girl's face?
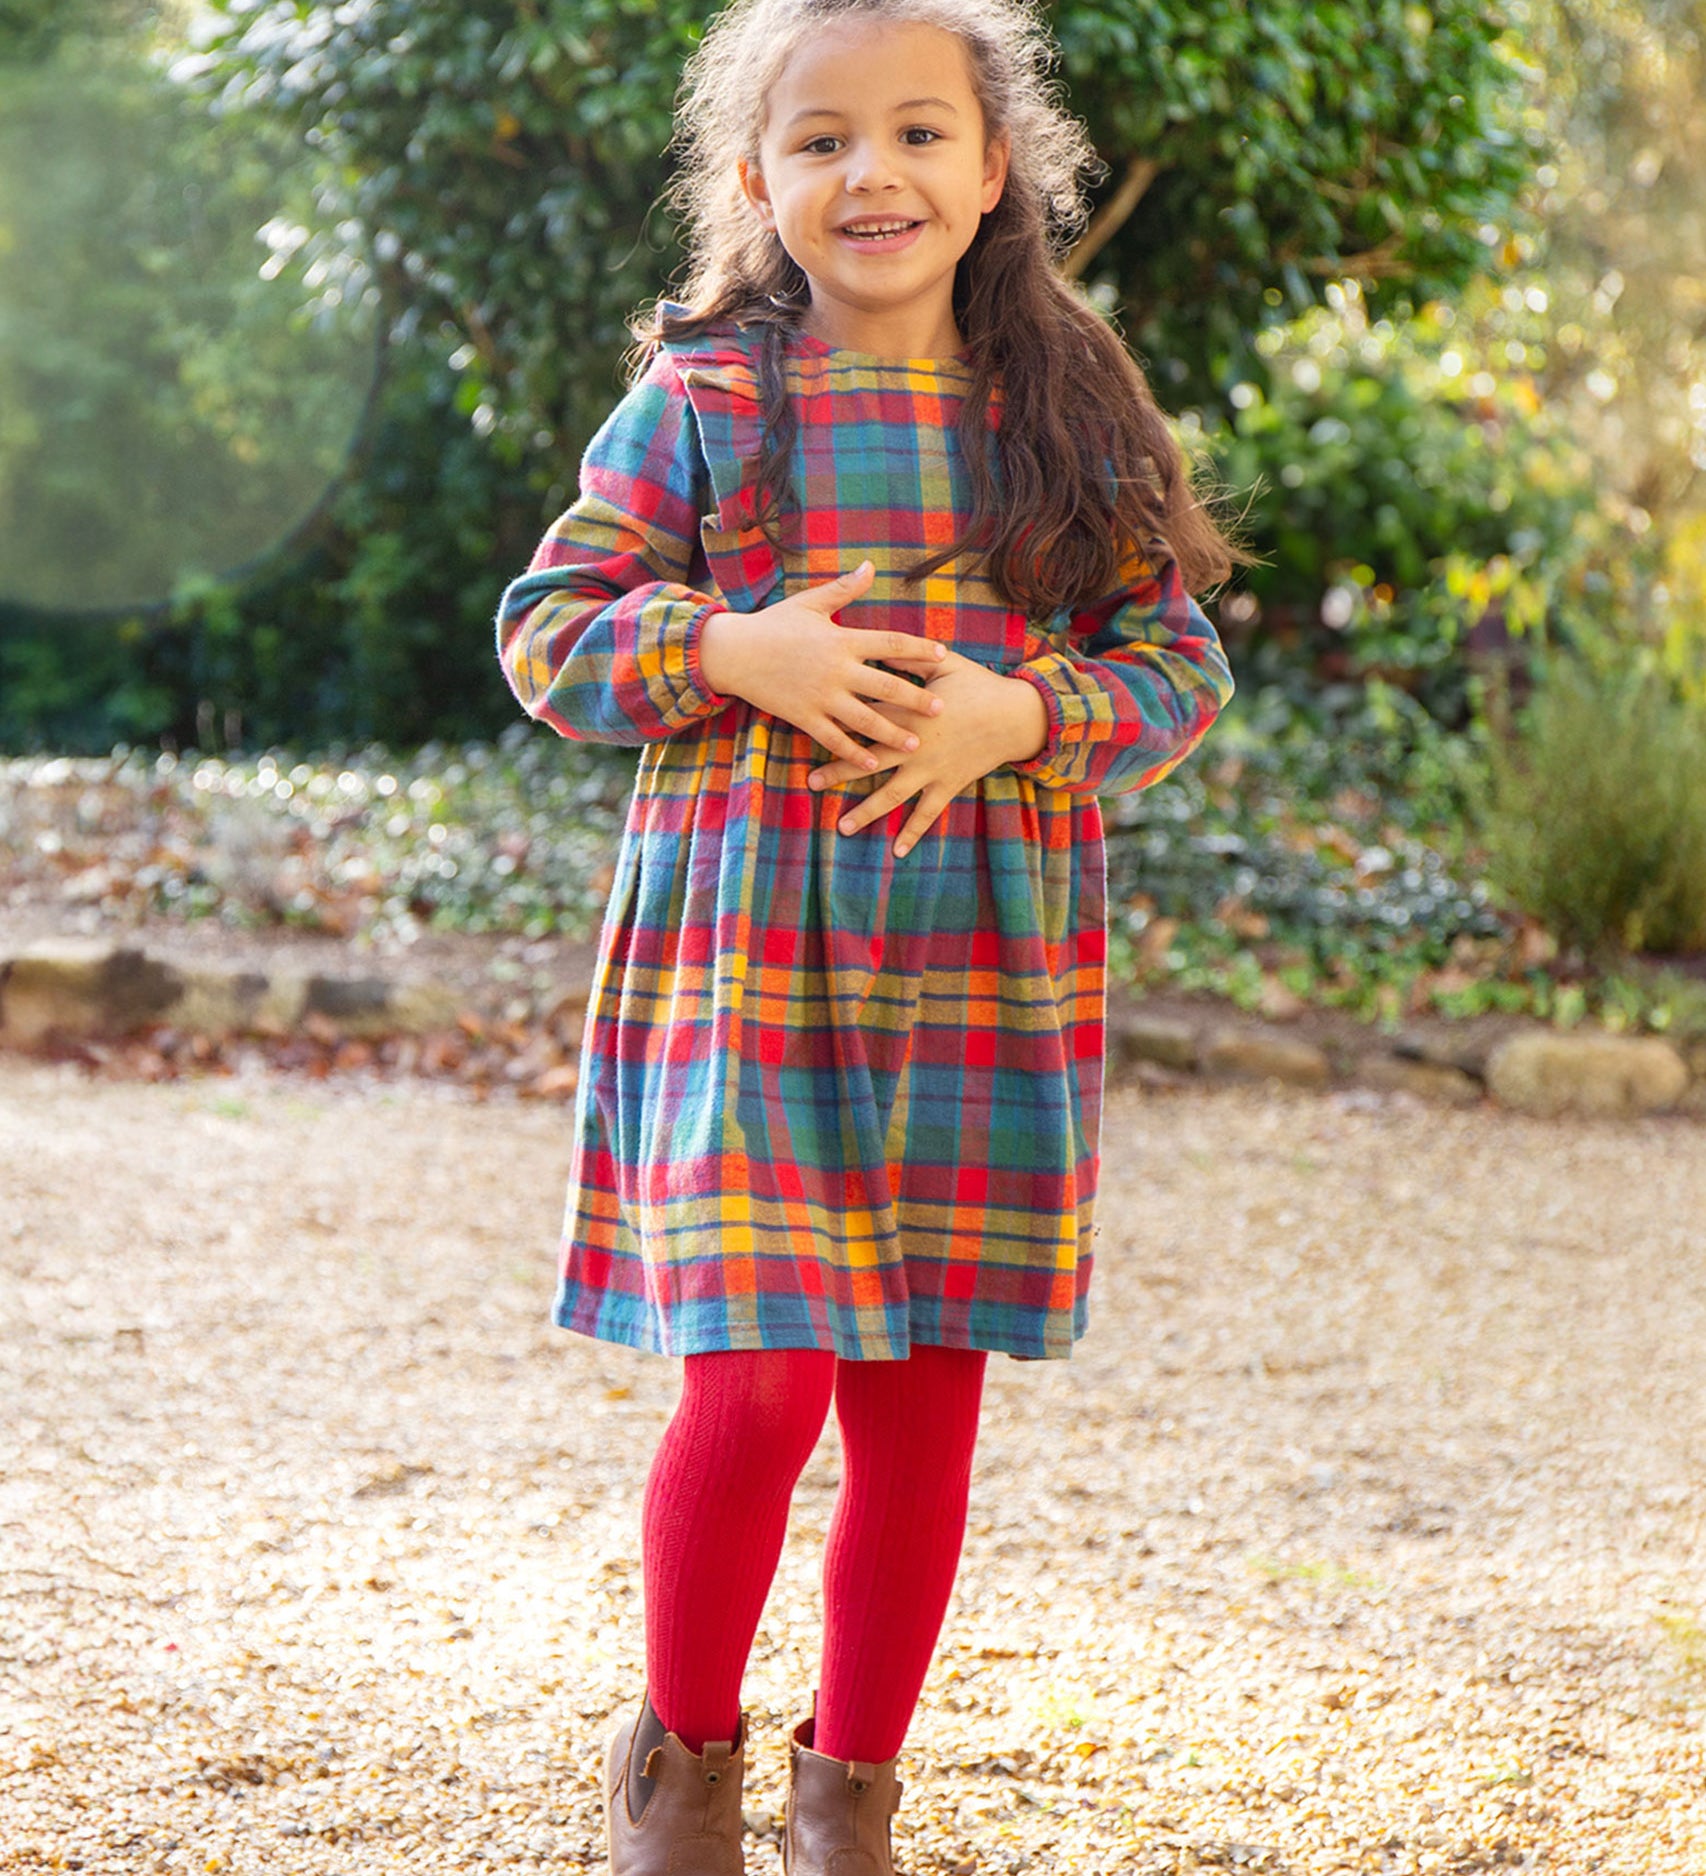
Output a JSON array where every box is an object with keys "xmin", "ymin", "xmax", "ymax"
[{"xmin": 738, "ymin": 19, "xmax": 1010, "ymax": 357}]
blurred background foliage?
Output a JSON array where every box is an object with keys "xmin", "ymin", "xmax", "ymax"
[
  {"xmin": 3, "ymin": 0, "xmax": 1551, "ymax": 750},
  {"xmin": 0, "ymin": 56, "xmax": 380, "ymax": 613},
  {"xmin": 3, "ymin": 0, "xmax": 1706, "ymax": 1007}
]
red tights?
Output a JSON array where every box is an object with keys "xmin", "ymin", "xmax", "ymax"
[{"xmin": 640, "ymin": 1344, "xmax": 987, "ymax": 1764}]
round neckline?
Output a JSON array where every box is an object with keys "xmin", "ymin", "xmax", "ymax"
[{"xmin": 789, "ymin": 325, "xmax": 974, "ymax": 371}]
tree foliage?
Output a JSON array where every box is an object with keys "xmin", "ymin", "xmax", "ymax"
[
  {"xmin": 0, "ymin": 338, "xmax": 537, "ymax": 752},
  {"xmin": 2, "ymin": 0, "xmax": 1552, "ymax": 751},
  {"xmin": 1520, "ymin": 0, "xmax": 1706, "ymax": 516},
  {"xmin": 1050, "ymin": 2, "xmax": 1543, "ymax": 389},
  {"xmin": 1343, "ymin": 0, "xmax": 1706, "ymax": 705},
  {"xmin": 0, "ymin": 55, "xmax": 379, "ymax": 611},
  {"xmin": 188, "ymin": 0, "xmax": 1543, "ymax": 476}
]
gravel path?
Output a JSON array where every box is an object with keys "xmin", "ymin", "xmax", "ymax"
[{"xmin": 2, "ymin": 1060, "xmax": 1703, "ymax": 1874}]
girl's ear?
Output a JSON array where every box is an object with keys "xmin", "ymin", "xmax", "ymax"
[
  {"xmin": 738, "ymin": 158, "xmax": 776, "ymax": 227},
  {"xmin": 981, "ymin": 132, "xmax": 1012, "ymax": 215}
]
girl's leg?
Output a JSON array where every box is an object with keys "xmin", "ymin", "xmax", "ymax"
[
  {"xmin": 813, "ymin": 1342, "xmax": 989, "ymax": 1763},
  {"xmin": 641, "ymin": 1346, "xmax": 838, "ymax": 1752}
]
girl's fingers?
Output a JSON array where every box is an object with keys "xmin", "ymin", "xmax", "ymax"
[
  {"xmin": 882, "ymin": 647, "xmax": 967, "ymax": 679},
  {"xmin": 856, "ymin": 630, "xmax": 945, "ymax": 664},
  {"xmin": 889, "ymin": 681, "xmax": 945, "ymax": 715},
  {"xmin": 810, "ymin": 742, "xmax": 898, "ymax": 788},
  {"xmin": 891, "ymin": 795, "xmax": 944, "ymax": 858},
  {"xmin": 836, "ymin": 789, "xmax": 945, "ymax": 854},
  {"xmin": 822, "ymin": 696, "xmax": 917, "ymax": 757},
  {"xmin": 857, "ymin": 708, "xmax": 922, "ymax": 752},
  {"xmin": 834, "ymin": 778, "xmax": 903, "ymax": 836},
  {"xmin": 817, "ymin": 721, "xmax": 884, "ymax": 770},
  {"xmin": 832, "ymin": 772, "xmax": 945, "ymax": 844},
  {"xmin": 796, "ymin": 560, "xmax": 877, "ymax": 614},
  {"xmin": 815, "ymin": 739, "xmax": 901, "ymax": 783},
  {"xmin": 846, "ymin": 669, "xmax": 938, "ymax": 720}
]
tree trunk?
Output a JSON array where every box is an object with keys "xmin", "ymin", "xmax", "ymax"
[{"xmin": 1063, "ymin": 155, "xmax": 1162, "ymax": 281}]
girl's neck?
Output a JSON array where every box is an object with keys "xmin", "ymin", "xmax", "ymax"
[{"xmin": 798, "ymin": 300, "xmax": 967, "ymax": 363}]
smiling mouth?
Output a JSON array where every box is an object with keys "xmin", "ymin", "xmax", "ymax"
[{"xmin": 838, "ymin": 219, "xmax": 924, "ymax": 241}]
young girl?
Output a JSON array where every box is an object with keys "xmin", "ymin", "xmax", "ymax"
[{"xmin": 495, "ymin": 2, "xmax": 1248, "ymax": 1869}]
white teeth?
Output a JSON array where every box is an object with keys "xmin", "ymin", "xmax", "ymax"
[{"xmin": 843, "ymin": 221, "xmax": 917, "ymax": 237}]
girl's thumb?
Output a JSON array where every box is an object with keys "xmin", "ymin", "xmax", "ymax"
[{"xmin": 803, "ymin": 559, "xmax": 875, "ymax": 610}]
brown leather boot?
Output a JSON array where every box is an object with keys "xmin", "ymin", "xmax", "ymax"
[
  {"xmin": 782, "ymin": 1692, "xmax": 904, "ymax": 1876},
  {"xmin": 603, "ymin": 1692, "xmax": 748, "ymax": 1876}
]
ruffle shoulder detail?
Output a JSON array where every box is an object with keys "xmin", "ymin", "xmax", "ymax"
[
  {"xmin": 653, "ymin": 301, "xmax": 765, "ymax": 409},
  {"xmin": 652, "ymin": 304, "xmax": 783, "ymax": 614}
]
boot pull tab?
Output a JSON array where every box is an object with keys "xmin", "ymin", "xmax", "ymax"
[
  {"xmin": 643, "ymin": 1747, "xmax": 666, "ymax": 1780},
  {"xmin": 701, "ymin": 1739, "xmax": 734, "ymax": 1785},
  {"xmin": 847, "ymin": 1760, "xmax": 876, "ymax": 1793}
]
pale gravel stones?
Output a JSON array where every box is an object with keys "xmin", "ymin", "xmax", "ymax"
[{"xmin": 4, "ymin": 1063, "xmax": 1704, "ymax": 1874}]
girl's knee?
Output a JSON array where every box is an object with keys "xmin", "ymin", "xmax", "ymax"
[{"xmin": 678, "ymin": 1346, "xmax": 838, "ymax": 1477}]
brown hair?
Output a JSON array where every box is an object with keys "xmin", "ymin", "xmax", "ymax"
[{"xmin": 634, "ymin": 0, "xmax": 1260, "ymax": 618}]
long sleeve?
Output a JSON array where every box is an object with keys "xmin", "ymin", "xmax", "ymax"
[
  {"xmin": 494, "ymin": 351, "xmax": 736, "ymax": 745},
  {"xmin": 1004, "ymin": 544, "xmax": 1235, "ymax": 796}
]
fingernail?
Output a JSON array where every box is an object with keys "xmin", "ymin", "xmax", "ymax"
[
  {"xmin": 896, "ymin": 843, "xmax": 911, "ymax": 857},
  {"xmin": 932, "ymin": 644, "xmax": 945, "ymax": 657},
  {"xmin": 808, "ymin": 776, "xmax": 821, "ymax": 789},
  {"xmin": 839, "ymin": 819, "xmax": 854, "ymax": 834},
  {"xmin": 864, "ymin": 756, "xmax": 878, "ymax": 769},
  {"xmin": 905, "ymin": 736, "xmax": 919, "ymax": 750}
]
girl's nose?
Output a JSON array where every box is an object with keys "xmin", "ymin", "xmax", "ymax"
[{"xmin": 844, "ymin": 141, "xmax": 902, "ymax": 193}]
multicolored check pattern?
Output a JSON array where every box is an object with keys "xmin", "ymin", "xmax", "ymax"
[{"xmin": 494, "ymin": 321, "xmax": 1234, "ymax": 1360}]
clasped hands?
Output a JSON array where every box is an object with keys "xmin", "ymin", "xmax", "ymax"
[{"xmin": 696, "ymin": 560, "xmax": 1048, "ymax": 858}]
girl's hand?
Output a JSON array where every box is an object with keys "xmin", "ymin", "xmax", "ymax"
[
  {"xmin": 697, "ymin": 562, "xmax": 947, "ymax": 770},
  {"xmin": 807, "ymin": 648, "xmax": 1051, "ymax": 856}
]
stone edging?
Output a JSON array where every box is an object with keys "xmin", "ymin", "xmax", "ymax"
[
  {"xmin": 1113, "ymin": 1011, "xmax": 1706, "ymax": 1120},
  {"xmin": 0, "ymin": 939, "xmax": 458, "ymax": 1050},
  {"xmin": 3, "ymin": 938, "xmax": 1703, "ymax": 1121}
]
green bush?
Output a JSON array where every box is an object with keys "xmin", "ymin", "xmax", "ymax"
[
  {"xmin": 1197, "ymin": 293, "xmax": 1620, "ymax": 722},
  {"xmin": 1482, "ymin": 658, "xmax": 1706, "ymax": 958},
  {"xmin": 4, "ymin": 0, "xmax": 1542, "ymax": 754},
  {"xmin": 0, "ymin": 52, "xmax": 379, "ymax": 614},
  {"xmin": 0, "ymin": 335, "xmax": 541, "ymax": 755}
]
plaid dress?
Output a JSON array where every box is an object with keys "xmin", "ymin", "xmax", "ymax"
[{"xmin": 494, "ymin": 316, "xmax": 1234, "ymax": 1361}]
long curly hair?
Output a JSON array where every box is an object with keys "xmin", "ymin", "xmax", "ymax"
[{"xmin": 634, "ymin": 0, "xmax": 1258, "ymax": 617}]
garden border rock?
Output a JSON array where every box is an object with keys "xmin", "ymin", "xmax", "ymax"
[
  {"xmin": 2, "ymin": 935, "xmax": 1703, "ymax": 1121},
  {"xmin": 0, "ymin": 937, "xmax": 458, "ymax": 1051}
]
